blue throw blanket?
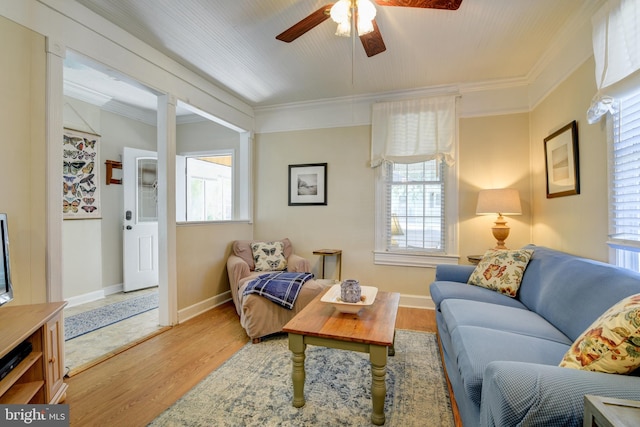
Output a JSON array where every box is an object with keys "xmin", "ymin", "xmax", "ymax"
[{"xmin": 243, "ymin": 272, "xmax": 314, "ymax": 310}]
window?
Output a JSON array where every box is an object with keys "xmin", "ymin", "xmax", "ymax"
[
  {"xmin": 374, "ymin": 159, "xmax": 458, "ymax": 267},
  {"xmin": 371, "ymin": 96, "xmax": 459, "ymax": 267},
  {"xmin": 186, "ymin": 155, "xmax": 232, "ymax": 221},
  {"xmin": 608, "ymin": 86, "xmax": 640, "ymax": 271},
  {"xmin": 388, "ymin": 161, "xmax": 444, "ymax": 250}
]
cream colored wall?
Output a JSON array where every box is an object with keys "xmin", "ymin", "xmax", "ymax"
[
  {"xmin": 459, "ymin": 113, "xmax": 532, "ymax": 260},
  {"xmin": 530, "ymin": 57, "xmax": 609, "ymax": 262},
  {"xmin": 176, "ymin": 222, "xmax": 252, "ymax": 310},
  {"xmin": 254, "ymin": 118, "xmax": 531, "ymax": 302},
  {"xmin": 0, "ymin": 16, "xmax": 47, "ymax": 305}
]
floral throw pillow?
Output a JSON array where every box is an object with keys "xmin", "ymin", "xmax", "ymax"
[
  {"xmin": 467, "ymin": 249, "xmax": 533, "ymax": 298},
  {"xmin": 251, "ymin": 241, "xmax": 287, "ymax": 272},
  {"xmin": 559, "ymin": 293, "xmax": 640, "ymax": 374}
]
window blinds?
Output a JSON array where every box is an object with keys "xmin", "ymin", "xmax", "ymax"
[{"xmin": 609, "ymin": 88, "xmax": 640, "ymax": 251}]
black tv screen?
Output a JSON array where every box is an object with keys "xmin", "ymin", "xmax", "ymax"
[{"xmin": 0, "ymin": 213, "xmax": 14, "ymax": 306}]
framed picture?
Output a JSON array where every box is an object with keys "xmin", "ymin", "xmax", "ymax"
[
  {"xmin": 288, "ymin": 163, "xmax": 327, "ymax": 206},
  {"xmin": 63, "ymin": 128, "xmax": 101, "ymax": 219},
  {"xmin": 544, "ymin": 120, "xmax": 580, "ymax": 198}
]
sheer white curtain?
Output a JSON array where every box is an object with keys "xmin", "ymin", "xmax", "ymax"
[
  {"xmin": 587, "ymin": 0, "xmax": 640, "ymax": 124},
  {"xmin": 370, "ymin": 95, "xmax": 456, "ymax": 167}
]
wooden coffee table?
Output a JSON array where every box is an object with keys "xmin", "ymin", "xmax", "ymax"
[{"xmin": 282, "ymin": 289, "xmax": 400, "ymax": 426}]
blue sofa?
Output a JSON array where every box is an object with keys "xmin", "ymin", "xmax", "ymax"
[{"xmin": 430, "ymin": 244, "xmax": 640, "ymax": 426}]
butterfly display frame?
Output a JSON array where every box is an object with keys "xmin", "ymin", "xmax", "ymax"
[{"xmin": 63, "ymin": 128, "xmax": 101, "ymax": 219}]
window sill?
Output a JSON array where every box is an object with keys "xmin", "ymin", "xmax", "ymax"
[{"xmin": 373, "ymin": 250, "xmax": 460, "ymax": 268}]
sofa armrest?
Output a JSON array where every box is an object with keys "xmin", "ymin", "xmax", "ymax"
[
  {"xmin": 227, "ymin": 254, "xmax": 251, "ymax": 295},
  {"xmin": 480, "ymin": 361, "xmax": 640, "ymax": 427},
  {"xmin": 434, "ymin": 264, "xmax": 476, "ymax": 283},
  {"xmin": 287, "ymin": 254, "xmax": 310, "ymax": 273}
]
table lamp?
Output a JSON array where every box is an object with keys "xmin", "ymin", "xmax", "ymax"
[
  {"xmin": 390, "ymin": 214, "xmax": 404, "ymax": 246},
  {"xmin": 476, "ymin": 188, "xmax": 522, "ymax": 249}
]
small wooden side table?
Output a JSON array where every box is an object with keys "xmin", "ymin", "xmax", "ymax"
[
  {"xmin": 467, "ymin": 254, "xmax": 483, "ymax": 265},
  {"xmin": 584, "ymin": 395, "xmax": 640, "ymax": 427},
  {"xmin": 313, "ymin": 249, "xmax": 342, "ymax": 280}
]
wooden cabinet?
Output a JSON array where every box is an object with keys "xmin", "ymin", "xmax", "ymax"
[{"xmin": 0, "ymin": 302, "xmax": 67, "ymax": 404}]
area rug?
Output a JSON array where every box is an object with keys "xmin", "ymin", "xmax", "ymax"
[
  {"xmin": 149, "ymin": 330, "xmax": 453, "ymax": 427},
  {"xmin": 64, "ymin": 291, "xmax": 159, "ymax": 340}
]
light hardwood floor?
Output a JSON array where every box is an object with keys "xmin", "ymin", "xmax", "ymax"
[{"xmin": 65, "ymin": 301, "xmax": 438, "ymax": 427}]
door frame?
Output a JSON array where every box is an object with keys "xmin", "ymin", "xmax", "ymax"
[{"xmin": 47, "ymin": 48, "xmax": 177, "ymax": 326}]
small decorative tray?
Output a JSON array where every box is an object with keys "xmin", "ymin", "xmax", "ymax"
[{"xmin": 321, "ymin": 284, "xmax": 378, "ymax": 314}]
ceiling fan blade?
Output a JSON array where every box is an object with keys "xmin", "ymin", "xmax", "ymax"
[
  {"xmin": 276, "ymin": 4, "xmax": 335, "ymax": 43},
  {"xmin": 373, "ymin": 0, "xmax": 463, "ymax": 10},
  {"xmin": 360, "ymin": 20, "xmax": 386, "ymax": 57}
]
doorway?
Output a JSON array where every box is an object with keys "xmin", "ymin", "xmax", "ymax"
[{"xmin": 62, "ymin": 52, "xmax": 166, "ymax": 374}]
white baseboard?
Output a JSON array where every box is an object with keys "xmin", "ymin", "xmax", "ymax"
[
  {"xmin": 399, "ymin": 294, "xmax": 435, "ymax": 310},
  {"xmin": 64, "ymin": 283, "xmax": 124, "ymax": 308},
  {"xmin": 67, "ymin": 288, "xmax": 430, "ymax": 316},
  {"xmin": 103, "ymin": 283, "xmax": 124, "ymax": 296},
  {"xmin": 176, "ymin": 291, "xmax": 433, "ymax": 324},
  {"xmin": 65, "ymin": 290, "xmax": 106, "ymax": 308},
  {"xmin": 178, "ymin": 291, "xmax": 232, "ymax": 323}
]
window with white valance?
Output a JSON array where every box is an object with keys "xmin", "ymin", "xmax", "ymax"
[
  {"xmin": 370, "ymin": 96, "xmax": 456, "ymax": 167},
  {"xmin": 587, "ymin": 0, "xmax": 640, "ymax": 123},
  {"xmin": 371, "ymin": 95, "xmax": 459, "ymax": 267}
]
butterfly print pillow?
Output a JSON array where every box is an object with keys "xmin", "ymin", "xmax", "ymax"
[{"xmin": 251, "ymin": 241, "xmax": 287, "ymax": 272}]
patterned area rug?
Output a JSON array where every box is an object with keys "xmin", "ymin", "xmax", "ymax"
[
  {"xmin": 150, "ymin": 330, "xmax": 453, "ymax": 427},
  {"xmin": 64, "ymin": 291, "xmax": 159, "ymax": 340}
]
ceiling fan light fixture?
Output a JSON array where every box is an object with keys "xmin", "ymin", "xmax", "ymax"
[
  {"xmin": 335, "ymin": 20, "xmax": 351, "ymax": 37},
  {"xmin": 356, "ymin": 0, "xmax": 376, "ymax": 35},
  {"xmin": 330, "ymin": 0, "xmax": 351, "ymax": 25},
  {"xmin": 330, "ymin": 0, "xmax": 377, "ymax": 37}
]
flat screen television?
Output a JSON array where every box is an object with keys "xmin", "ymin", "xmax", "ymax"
[{"xmin": 0, "ymin": 214, "xmax": 14, "ymax": 306}]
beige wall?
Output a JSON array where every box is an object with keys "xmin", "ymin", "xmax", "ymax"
[
  {"xmin": 0, "ymin": 16, "xmax": 47, "ymax": 305},
  {"xmin": 254, "ymin": 116, "xmax": 532, "ymax": 301},
  {"xmin": 530, "ymin": 57, "xmax": 609, "ymax": 262},
  {"xmin": 176, "ymin": 222, "xmax": 252, "ymax": 310},
  {"xmin": 459, "ymin": 113, "xmax": 532, "ymax": 259}
]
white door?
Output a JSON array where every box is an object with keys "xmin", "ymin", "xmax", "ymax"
[{"xmin": 123, "ymin": 147, "xmax": 159, "ymax": 292}]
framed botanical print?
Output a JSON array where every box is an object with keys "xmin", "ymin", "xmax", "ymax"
[{"xmin": 63, "ymin": 128, "xmax": 101, "ymax": 219}]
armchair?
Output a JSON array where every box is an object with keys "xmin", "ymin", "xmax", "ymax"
[{"xmin": 227, "ymin": 238, "xmax": 326, "ymax": 342}]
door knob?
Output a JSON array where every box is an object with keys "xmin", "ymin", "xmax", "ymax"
[{"xmin": 126, "ymin": 225, "xmax": 132, "ymax": 230}]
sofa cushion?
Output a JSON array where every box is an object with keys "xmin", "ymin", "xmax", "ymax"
[
  {"xmin": 233, "ymin": 238, "xmax": 293, "ymax": 271},
  {"xmin": 467, "ymin": 249, "xmax": 533, "ymax": 297},
  {"xmin": 451, "ymin": 326, "xmax": 570, "ymax": 406},
  {"xmin": 517, "ymin": 245, "xmax": 640, "ymax": 341},
  {"xmin": 251, "ymin": 241, "xmax": 287, "ymax": 272},
  {"xmin": 430, "ymin": 281, "xmax": 528, "ymax": 312},
  {"xmin": 559, "ymin": 293, "xmax": 640, "ymax": 374},
  {"xmin": 441, "ymin": 299, "xmax": 572, "ymax": 345}
]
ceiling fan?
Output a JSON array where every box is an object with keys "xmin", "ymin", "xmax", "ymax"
[{"xmin": 276, "ymin": 0, "xmax": 463, "ymax": 58}]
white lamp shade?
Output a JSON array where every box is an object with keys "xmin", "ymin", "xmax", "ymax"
[{"xmin": 476, "ymin": 188, "xmax": 522, "ymax": 215}]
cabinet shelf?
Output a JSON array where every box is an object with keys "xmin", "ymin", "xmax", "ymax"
[
  {"xmin": 0, "ymin": 303, "xmax": 67, "ymax": 404},
  {"xmin": 0, "ymin": 351, "xmax": 42, "ymax": 397},
  {"xmin": 0, "ymin": 380, "xmax": 44, "ymax": 404}
]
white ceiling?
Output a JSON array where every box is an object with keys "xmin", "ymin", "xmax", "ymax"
[{"xmin": 67, "ymin": 0, "xmax": 594, "ymax": 111}]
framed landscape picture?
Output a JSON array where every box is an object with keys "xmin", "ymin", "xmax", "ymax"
[
  {"xmin": 288, "ymin": 163, "xmax": 327, "ymax": 206},
  {"xmin": 544, "ymin": 120, "xmax": 580, "ymax": 198}
]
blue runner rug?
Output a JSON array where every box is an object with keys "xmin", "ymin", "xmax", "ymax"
[{"xmin": 65, "ymin": 291, "xmax": 159, "ymax": 341}]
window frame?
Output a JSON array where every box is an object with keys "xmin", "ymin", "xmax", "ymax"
[
  {"xmin": 373, "ymin": 159, "xmax": 459, "ymax": 267},
  {"xmin": 176, "ymin": 149, "xmax": 239, "ymax": 223},
  {"xmin": 607, "ymin": 84, "xmax": 640, "ymax": 269}
]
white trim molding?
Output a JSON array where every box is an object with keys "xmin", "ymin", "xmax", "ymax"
[{"xmin": 373, "ymin": 251, "xmax": 460, "ymax": 268}]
